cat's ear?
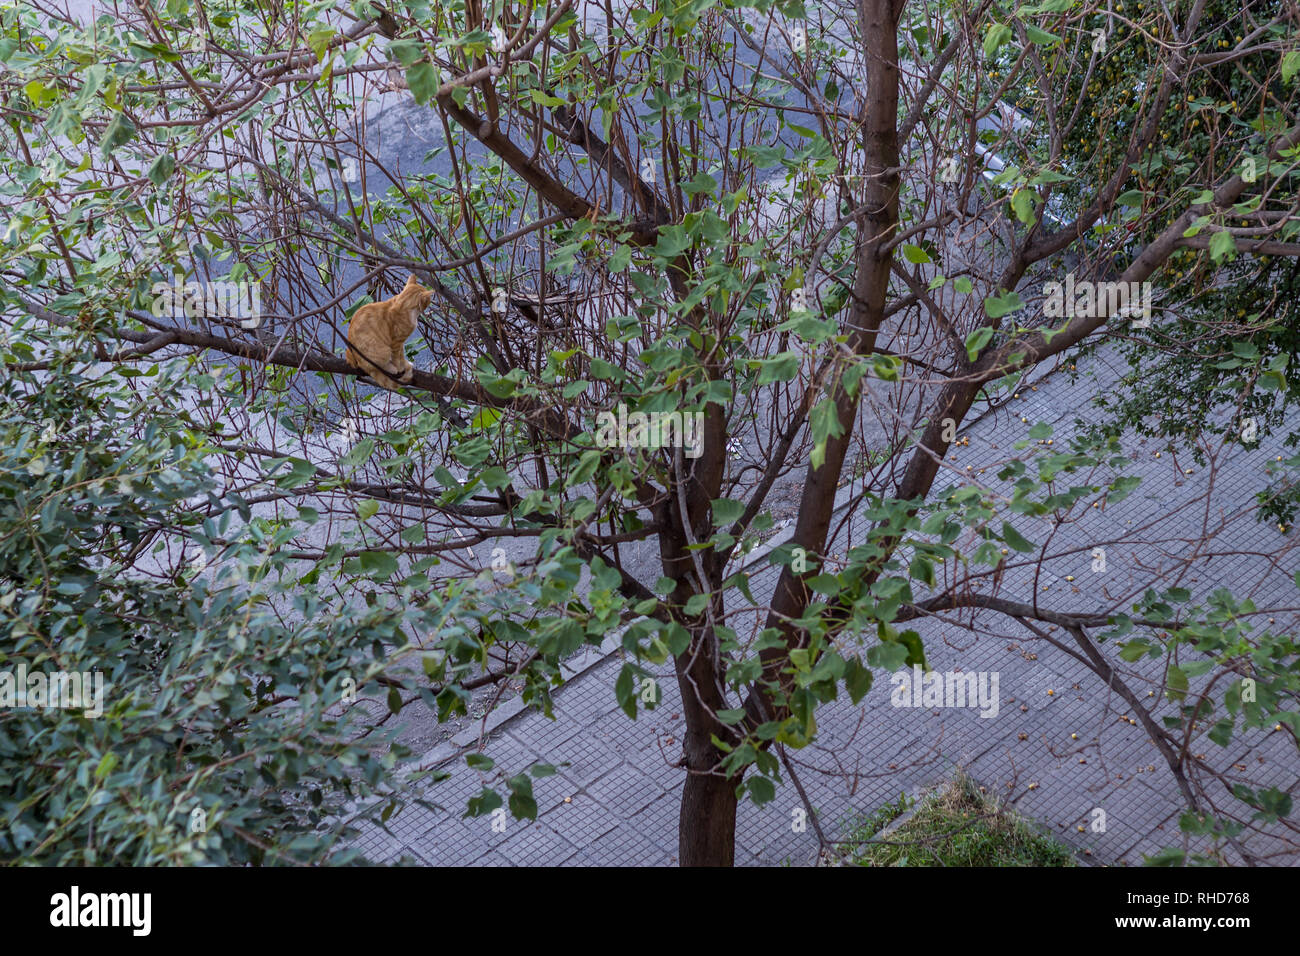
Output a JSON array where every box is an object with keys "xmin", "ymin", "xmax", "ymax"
[{"xmin": 405, "ymin": 274, "xmax": 418, "ymax": 286}]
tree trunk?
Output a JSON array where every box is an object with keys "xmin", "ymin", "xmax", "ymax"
[
  {"xmin": 673, "ymin": 634, "xmax": 742, "ymax": 866},
  {"xmin": 678, "ymin": 766, "xmax": 739, "ymax": 867}
]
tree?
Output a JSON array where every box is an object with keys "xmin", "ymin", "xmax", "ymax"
[{"xmin": 1, "ymin": 0, "xmax": 1296, "ymax": 866}]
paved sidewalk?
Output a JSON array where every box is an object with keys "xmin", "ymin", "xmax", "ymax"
[{"xmin": 353, "ymin": 345, "xmax": 1300, "ymax": 866}]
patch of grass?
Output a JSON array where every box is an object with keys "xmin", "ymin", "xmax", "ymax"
[
  {"xmin": 838, "ymin": 790, "xmax": 914, "ymax": 841},
  {"xmin": 847, "ymin": 773, "xmax": 1078, "ymax": 867}
]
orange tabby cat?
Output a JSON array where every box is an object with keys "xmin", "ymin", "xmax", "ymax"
[{"xmin": 344, "ymin": 274, "xmax": 434, "ymax": 390}]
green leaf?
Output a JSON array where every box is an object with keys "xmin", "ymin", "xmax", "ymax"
[
  {"xmin": 147, "ymin": 153, "xmax": 176, "ymax": 186},
  {"xmin": 870, "ymin": 353, "xmax": 902, "ymax": 382},
  {"xmin": 24, "ymin": 80, "xmax": 57, "ymax": 109},
  {"xmin": 465, "ymin": 788, "xmax": 503, "ymax": 817},
  {"xmin": 653, "ymin": 224, "xmax": 693, "ymax": 258},
  {"xmin": 465, "ymin": 753, "xmax": 494, "ymax": 771},
  {"xmin": 909, "ymin": 554, "xmax": 934, "ymax": 587},
  {"xmin": 746, "ymin": 144, "xmax": 787, "ymax": 168},
  {"xmin": 1010, "ymin": 188, "xmax": 1035, "ymax": 224},
  {"xmin": 746, "ymin": 776, "xmax": 776, "ymax": 804},
  {"xmin": 844, "ymin": 657, "xmax": 873, "ymax": 704},
  {"xmin": 1024, "ymin": 24, "xmax": 1060, "ymax": 46},
  {"xmin": 615, "ymin": 663, "xmax": 637, "ymax": 719},
  {"xmin": 588, "ymin": 357, "xmax": 623, "ymax": 381},
  {"xmin": 895, "ymin": 630, "xmax": 926, "ymax": 668},
  {"xmin": 983, "ymin": 23, "xmax": 1013, "ymax": 57},
  {"xmin": 307, "ymin": 26, "xmax": 335, "ymax": 61},
  {"xmin": 358, "ymin": 550, "xmax": 399, "ymax": 580},
  {"xmin": 964, "ymin": 326, "xmax": 994, "ymax": 361},
  {"xmin": 866, "ymin": 641, "xmax": 908, "ymax": 671},
  {"xmin": 421, "ymin": 652, "xmax": 443, "ymax": 677},
  {"xmin": 1118, "ymin": 640, "xmax": 1153, "ymax": 662},
  {"xmin": 1166, "ymin": 665, "xmax": 1188, "ymax": 702},
  {"xmin": 809, "ymin": 397, "xmax": 845, "ymax": 470},
  {"xmin": 901, "ymin": 243, "xmax": 931, "ymax": 264},
  {"xmin": 1001, "ymin": 522, "xmax": 1035, "ymax": 552},
  {"xmin": 678, "ymin": 171, "xmax": 717, "ymax": 197},
  {"xmin": 983, "ymin": 290, "xmax": 1024, "ymax": 319},
  {"xmin": 711, "ymin": 497, "xmax": 745, "ymax": 524},
  {"xmin": 1208, "ymin": 230, "xmax": 1237, "ymax": 263},
  {"xmin": 1108, "ymin": 474, "xmax": 1142, "ymax": 502},
  {"xmin": 529, "ymin": 89, "xmax": 567, "ymax": 108},
  {"xmin": 1283, "ymin": 50, "xmax": 1300, "ymax": 85},
  {"xmin": 754, "ymin": 351, "xmax": 800, "ymax": 385},
  {"xmin": 94, "ymin": 752, "xmax": 118, "ymax": 780},
  {"xmin": 684, "ymin": 592, "xmax": 710, "ymax": 616},
  {"xmin": 1144, "ymin": 847, "xmax": 1187, "ymax": 867},
  {"xmin": 1029, "ymin": 169, "xmax": 1073, "ymax": 186},
  {"xmin": 388, "ymin": 39, "xmax": 425, "ymax": 66},
  {"xmin": 101, "ymin": 113, "xmax": 135, "ymax": 153},
  {"xmin": 1208, "ymin": 719, "xmax": 1234, "ymax": 748},
  {"xmin": 407, "ymin": 61, "xmax": 439, "ymax": 105}
]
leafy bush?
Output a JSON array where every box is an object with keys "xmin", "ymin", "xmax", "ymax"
[
  {"xmin": 850, "ymin": 774, "xmax": 1078, "ymax": 868},
  {"xmin": 0, "ymin": 341, "xmax": 423, "ymax": 864}
]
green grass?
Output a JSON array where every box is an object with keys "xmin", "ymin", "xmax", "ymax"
[
  {"xmin": 846, "ymin": 773, "xmax": 1079, "ymax": 867},
  {"xmin": 838, "ymin": 790, "xmax": 914, "ymax": 841}
]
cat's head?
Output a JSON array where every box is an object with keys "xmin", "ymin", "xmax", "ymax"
[{"xmin": 402, "ymin": 274, "xmax": 434, "ymax": 311}]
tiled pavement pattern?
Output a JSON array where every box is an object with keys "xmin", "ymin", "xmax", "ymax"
[{"xmin": 351, "ymin": 344, "xmax": 1300, "ymax": 866}]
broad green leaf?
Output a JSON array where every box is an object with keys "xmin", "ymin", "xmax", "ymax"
[
  {"xmin": 1010, "ymin": 188, "xmax": 1035, "ymax": 224},
  {"xmin": 964, "ymin": 326, "xmax": 994, "ymax": 361},
  {"xmin": 1208, "ymin": 230, "xmax": 1237, "ymax": 263},
  {"xmin": 407, "ymin": 61, "xmax": 439, "ymax": 105},
  {"xmin": 844, "ymin": 657, "xmax": 873, "ymax": 704},
  {"xmin": 147, "ymin": 153, "xmax": 176, "ymax": 186},
  {"xmin": 1024, "ymin": 24, "xmax": 1060, "ymax": 46},
  {"xmin": 1166, "ymin": 665, "xmax": 1188, "ymax": 702},
  {"xmin": 983, "ymin": 290, "xmax": 1024, "ymax": 319},
  {"xmin": 101, "ymin": 113, "xmax": 135, "ymax": 153},
  {"xmin": 901, "ymin": 243, "xmax": 931, "ymax": 264},
  {"xmin": 1001, "ymin": 522, "xmax": 1035, "ymax": 552},
  {"xmin": 1283, "ymin": 50, "xmax": 1300, "ymax": 84},
  {"xmin": 984, "ymin": 23, "xmax": 1013, "ymax": 57}
]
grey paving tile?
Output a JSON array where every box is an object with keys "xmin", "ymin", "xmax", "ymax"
[
  {"xmin": 540, "ymin": 793, "xmax": 622, "ymax": 848},
  {"xmin": 522, "ymin": 723, "xmax": 625, "ymax": 786},
  {"xmin": 584, "ymin": 761, "xmax": 667, "ymax": 818},
  {"xmin": 582, "ymin": 821, "xmax": 673, "ymax": 866},
  {"xmin": 495, "ymin": 820, "xmax": 579, "ymax": 866},
  {"xmin": 408, "ymin": 812, "xmax": 493, "ymax": 865}
]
